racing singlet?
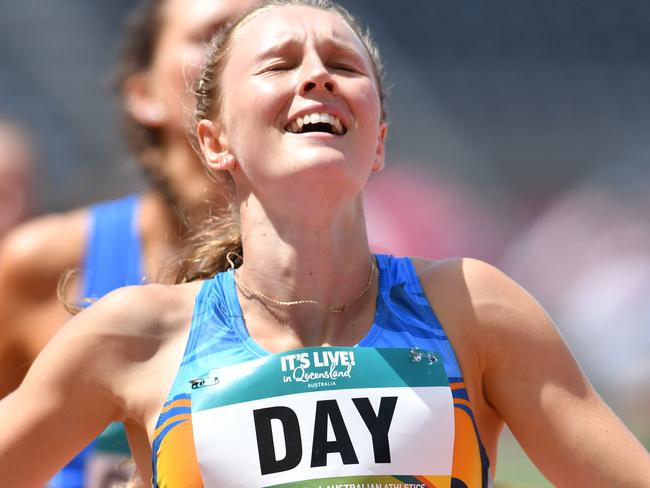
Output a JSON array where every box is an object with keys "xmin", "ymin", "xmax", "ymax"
[
  {"xmin": 47, "ymin": 194, "xmax": 142, "ymax": 488},
  {"xmin": 152, "ymin": 254, "xmax": 491, "ymax": 488}
]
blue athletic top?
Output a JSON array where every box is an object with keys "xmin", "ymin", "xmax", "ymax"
[
  {"xmin": 47, "ymin": 195, "xmax": 143, "ymax": 488},
  {"xmin": 153, "ymin": 254, "xmax": 491, "ymax": 487},
  {"xmin": 83, "ymin": 194, "xmax": 143, "ymax": 298}
]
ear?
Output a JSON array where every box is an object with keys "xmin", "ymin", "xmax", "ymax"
[
  {"xmin": 372, "ymin": 123, "xmax": 388, "ymax": 172},
  {"xmin": 123, "ymin": 72, "xmax": 167, "ymax": 127},
  {"xmin": 197, "ymin": 119, "xmax": 236, "ymax": 171}
]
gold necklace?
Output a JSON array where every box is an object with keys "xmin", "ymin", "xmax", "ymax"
[{"xmin": 232, "ymin": 258, "xmax": 376, "ymax": 314}]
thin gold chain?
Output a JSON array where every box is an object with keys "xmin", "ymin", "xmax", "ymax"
[{"xmin": 233, "ymin": 259, "xmax": 376, "ymax": 314}]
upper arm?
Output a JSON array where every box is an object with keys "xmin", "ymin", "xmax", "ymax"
[{"xmin": 418, "ymin": 257, "xmax": 650, "ymax": 486}]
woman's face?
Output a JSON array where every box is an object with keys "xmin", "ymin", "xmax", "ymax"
[
  {"xmin": 217, "ymin": 5, "xmax": 387, "ymax": 199},
  {"xmin": 145, "ymin": 0, "xmax": 260, "ymax": 135}
]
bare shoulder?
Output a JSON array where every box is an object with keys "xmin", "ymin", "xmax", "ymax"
[
  {"xmin": 0, "ymin": 208, "xmax": 88, "ymax": 297},
  {"xmin": 36, "ymin": 281, "xmax": 201, "ymax": 405},
  {"xmin": 37, "ymin": 281, "xmax": 199, "ymax": 361},
  {"xmin": 78, "ymin": 280, "xmax": 201, "ymax": 341},
  {"xmin": 415, "ymin": 256, "xmax": 566, "ymax": 367},
  {"xmin": 411, "ymin": 256, "xmax": 527, "ymax": 299},
  {"xmin": 411, "ymin": 256, "xmax": 548, "ymax": 349},
  {"xmin": 411, "ymin": 257, "xmax": 566, "ymax": 398}
]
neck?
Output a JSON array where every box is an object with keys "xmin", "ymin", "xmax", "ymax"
[{"xmin": 235, "ymin": 195, "xmax": 377, "ymax": 349}]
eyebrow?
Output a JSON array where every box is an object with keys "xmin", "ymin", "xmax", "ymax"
[
  {"xmin": 252, "ymin": 37, "xmax": 300, "ymax": 65},
  {"xmin": 253, "ymin": 36, "xmax": 368, "ymax": 66},
  {"xmin": 327, "ymin": 40, "xmax": 368, "ymax": 66}
]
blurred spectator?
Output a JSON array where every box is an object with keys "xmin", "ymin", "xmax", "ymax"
[
  {"xmin": 0, "ymin": 119, "xmax": 34, "ymax": 237},
  {"xmin": 364, "ymin": 163, "xmax": 509, "ymax": 261},
  {"xmin": 501, "ymin": 166, "xmax": 650, "ymax": 443}
]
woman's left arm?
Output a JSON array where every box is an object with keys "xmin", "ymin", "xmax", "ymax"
[
  {"xmin": 420, "ymin": 257, "xmax": 650, "ymax": 487},
  {"xmin": 470, "ymin": 258, "xmax": 649, "ymax": 486}
]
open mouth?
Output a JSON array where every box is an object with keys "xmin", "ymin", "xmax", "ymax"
[{"xmin": 286, "ymin": 112, "xmax": 347, "ymax": 135}]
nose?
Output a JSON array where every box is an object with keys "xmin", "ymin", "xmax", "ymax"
[{"xmin": 299, "ymin": 55, "xmax": 336, "ymax": 95}]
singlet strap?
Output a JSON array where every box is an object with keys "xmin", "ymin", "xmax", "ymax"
[
  {"xmin": 364, "ymin": 254, "xmax": 464, "ymax": 380},
  {"xmin": 82, "ymin": 194, "xmax": 143, "ymax": 300}
]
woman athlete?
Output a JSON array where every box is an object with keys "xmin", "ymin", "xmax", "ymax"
[{"xmin": 1, "ymin": 1, "xmax": 649, "ymax": 487}]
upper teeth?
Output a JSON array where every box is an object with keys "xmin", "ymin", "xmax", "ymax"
[{"xmin": 287, "ymin": 112, "xmax": 344, "ymax": 135}]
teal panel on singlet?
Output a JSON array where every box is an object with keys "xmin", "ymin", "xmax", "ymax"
[
  {"xmin": 153, "ymin": 254, "xmax": 491, "ymax": 487},
  {"xmin": 48, "ymin": 195, "xmax": 142, "ymax": 488}
]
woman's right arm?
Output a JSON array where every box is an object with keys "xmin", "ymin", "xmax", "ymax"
[{"xmin": 0, "ymin": 287, "xmax": 140, "ymax": 487}]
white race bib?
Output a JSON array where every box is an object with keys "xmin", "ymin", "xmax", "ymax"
[{"xmin": 191, "ymin": 347, "xmax": 454, "ymax": 488}]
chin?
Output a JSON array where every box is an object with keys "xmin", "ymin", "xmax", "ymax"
[
  {"xmin": 289, "ymin": 145, "xmax": 349, "ymax": 168},
  {"xmin": 293, "ymin": 158, "xmax": 369, "ymax": 196}
]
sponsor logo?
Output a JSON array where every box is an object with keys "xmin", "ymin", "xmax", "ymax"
[{"xmin": 280, "ymin": 350, "xmax": 356, "ymax": 387}]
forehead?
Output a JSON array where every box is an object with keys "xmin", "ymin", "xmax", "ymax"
[{"xmin": 234, "ymin": 5, "xmax": 365, "ymax": 54}]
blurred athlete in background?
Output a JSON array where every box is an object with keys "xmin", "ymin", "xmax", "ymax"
[
  {"xmin": 0, "ymin": 1, "xmax": 258, "ymax": 487},
  {"xmin": 0, "ymin": 118, "xmax": 34, "ymax": 239}
]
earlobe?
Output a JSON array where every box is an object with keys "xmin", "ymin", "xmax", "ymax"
[
  {"xmin": 197, "ymin": 120, "xmax": 236, "ymax": 171},
  {"xmin": 372, "ymin": 124, "xmax": 388, "ymax": 172},
  {"xmin": 222, "ymin": 153, "xmax": 237, "ymax": 171},
  {"xmin": 123, "ymin": 73, "xmax": 167, "ymax": 127}
]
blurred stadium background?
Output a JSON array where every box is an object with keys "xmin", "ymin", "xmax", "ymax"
[{"xmin": 1, "ymin": 1, "xmax": 648, "ymax": 486}]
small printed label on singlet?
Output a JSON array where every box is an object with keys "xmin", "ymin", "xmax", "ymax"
[{"xmin": 191, "ymin": 347, "xmax": 455, "ymax": 488}]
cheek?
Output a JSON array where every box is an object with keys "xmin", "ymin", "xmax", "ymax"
[
  {"xmin": 354, "ymin": 83, "xmax": 382, "ymax": 127},
  {"xmin": 347, "ymin": 86, "xmax": 382, "ymax": 152},
  {"xmin": 225, "ymin": 76, "xmax": 290, "ymax": 132},
  {"xmin": 250, "ymin": 75, "xmax": 291, "ymax": 116}
]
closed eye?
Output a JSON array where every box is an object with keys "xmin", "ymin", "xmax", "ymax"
[
  {"xmin": 327, "ymin": 59, "xmax": 364, "ymax": 73},
  {"xmin": 255, "ymin": 59, "xmax": 297, "ymax": 75},
  {"xmin": 331, "ymin": 64, "xmax": 359, "ymax": 73},
  {"xmin": 265, "ymin": 63, "xmax": 295, "ymax": 72}
]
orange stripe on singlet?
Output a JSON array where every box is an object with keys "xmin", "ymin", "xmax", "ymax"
[
  {"xmin": 154, "ymin": 398, "xmax": 193, "ymax": 440},
  {"xmin": 154, "ymin": 413, "xmax": 192, "ymax": 440},
  {"xmin": 160, "ymin": 398, "xmax": 191, "ymax": 414},
  {"xmin": 453, "ymin": 397, "xmax": 472, "ymax": 409},
  {"xmin": 449, "ymin": 381, "xmax": 466, "ymax": 391}
]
